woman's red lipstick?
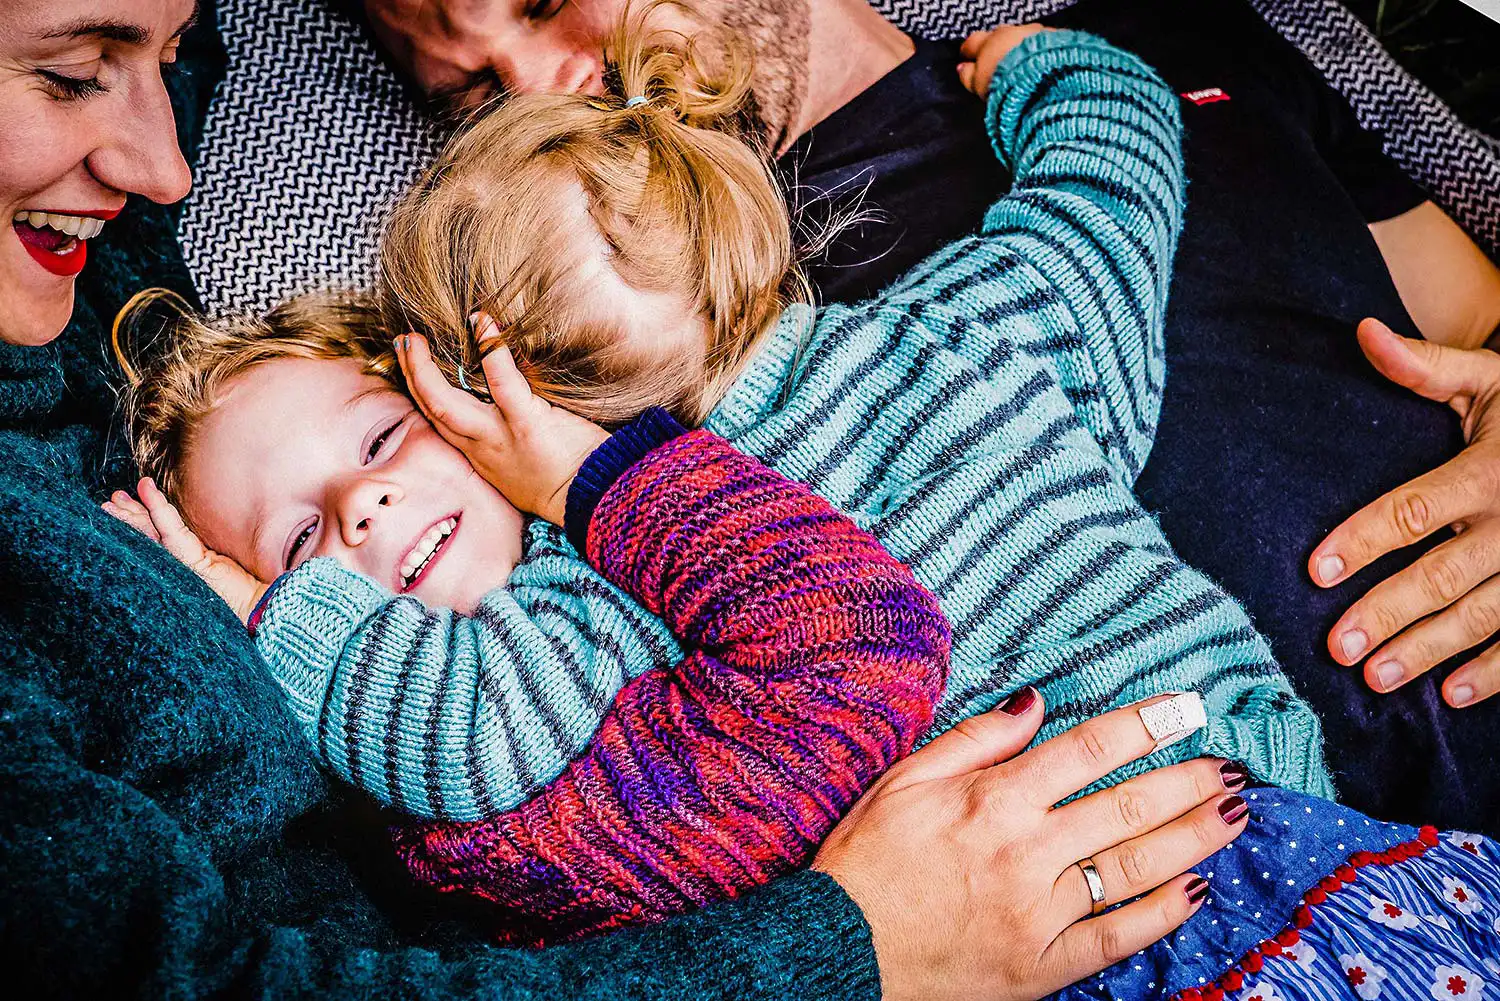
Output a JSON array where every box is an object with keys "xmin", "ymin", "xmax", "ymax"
[
  {"xmin": 12, "ymin": 208, "xmax": 121, "ymax": 279},
  {"xmin": 15, "ymin": 225, "xmax": 87, "ymax": 278}
]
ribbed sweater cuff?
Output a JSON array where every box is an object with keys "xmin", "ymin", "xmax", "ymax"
[
  {"xmin": 985, "ymin": 28, "xmax": 1127, "ymax": 163},
  {"xmin": 564, "ymin": 407, "xmax": 688, "ymax": 555},
  {"xmin": 706, "ymin": 870, "xmax": 883, "ymax": 1001},
  {"xmin": 245, "ymin": 573, "xmax": 288, "ymax": 636}
]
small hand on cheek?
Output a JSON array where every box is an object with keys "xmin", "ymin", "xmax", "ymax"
[{"xmin": 393, "ymin": 318, "xmax": 609, "ymax": 528}]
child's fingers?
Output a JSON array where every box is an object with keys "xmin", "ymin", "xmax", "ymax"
[
  {"xmin": 108, "ymin": 489, "xmax": 151, "ymax": 519},
  {"xmin": 478, "ymin": 343, "xmax": 535, "ymax": 427},
  {"xmin": 396, "ymin": 333, "xmax": 493, "ymax": 441},
  {"xmin": 136, "ymin": 478, "xmax": 207, "ymax": 561},
  {"xmin": 957, "ymin": 62, "xmax": 977, "ymax": 93},
  {"xmin": 102, "ymin": 499, "xmax": 162, "ymax": 542},
  {"xmin": 470, "ymin": 313, "xmax": 533, "ymax": 423},
  {"xmin": 959, "ymin": 29, "xmax": 991, "ymax": 60}
]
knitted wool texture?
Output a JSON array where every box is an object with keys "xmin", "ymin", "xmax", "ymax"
[
  {"xmin": 0, "ymin": 4, "xmax": 890, "ymax": 996},
  {"xmin": 390, "ymin": 424, "xmax": 949, "ymax": 944},
  {"xmin": 256, "ymin": 30, "xmax": 1334, "ymax": 884}
]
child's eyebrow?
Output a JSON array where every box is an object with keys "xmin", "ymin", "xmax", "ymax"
[{"xmin": 342, "ymin": 385, "xmax": 394, "ymax": 412}]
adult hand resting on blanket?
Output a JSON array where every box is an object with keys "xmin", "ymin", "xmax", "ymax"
[
  {"xmin": 1313, "ymin": 317, "xmax": 1500, "ymax": 707},
  {"xmin": 816, "ymin": 692, "xmax": 1242, "ymax": 1001}
]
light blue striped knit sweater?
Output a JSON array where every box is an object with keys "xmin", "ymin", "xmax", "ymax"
[{"xmin": 254, "ymin": 30, "xmax": 1333, "ymax": 822}]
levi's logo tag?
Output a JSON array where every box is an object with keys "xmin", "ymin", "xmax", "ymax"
[{"xmin": 1181, "ymin": 87, "xmax": 1230, "ymax": 105}]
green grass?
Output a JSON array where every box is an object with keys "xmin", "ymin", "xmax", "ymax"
[{"xmin": 1343, "ymin": 0, "xmax": 1500, "ymax": 135}]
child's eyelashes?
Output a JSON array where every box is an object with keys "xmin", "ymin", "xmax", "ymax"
[
  {"xmin": 363, "ymin": 415, "xmax": 407, "ymax": 464},
  {"xmin": 285, "ymin": 518, "xmax": 318, "ymax": 571}
]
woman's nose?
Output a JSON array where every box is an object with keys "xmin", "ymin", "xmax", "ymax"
[{"xmin": 88, "ymin": 75, "xmax": 193, "ymax": 205}]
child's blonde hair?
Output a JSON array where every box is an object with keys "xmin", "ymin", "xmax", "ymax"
[
  {"xmin": 378, "ymin": 1, "xmax": 810, "ymax": 427},
  {"xmin": 112, "ymin": 288, "xmax": 395, "ymax": 498}
]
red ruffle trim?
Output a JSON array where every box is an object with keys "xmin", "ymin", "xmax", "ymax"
[{"xmin": 1168, "ymin": 825, "xmax": 1441, "ymax": 1001}]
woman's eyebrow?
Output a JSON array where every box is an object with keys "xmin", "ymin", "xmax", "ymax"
[
  {"xmin": 42, "ymin": 19, "xmax": 150, "ymax": 44},
  {"xmin": 42, "ymin": 2, "xmax": 200, "ymax": 44}
]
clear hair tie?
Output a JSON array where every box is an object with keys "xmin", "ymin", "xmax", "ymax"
[{"xmin": 624, "ymin": 95, "xmax": 649, "ymax": 108}]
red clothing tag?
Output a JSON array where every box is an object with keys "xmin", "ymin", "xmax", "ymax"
[{"xmin": 1181, "ymin": 87, "xmax": 1231, "ymax": 105}]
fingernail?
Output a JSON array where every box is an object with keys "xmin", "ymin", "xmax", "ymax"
[
  {"xmin": 1450, "ymin": 684, "xmax": 1476, "ymax": 707},
  {"xmin": 1185, "ymin": 876, "xmax": 1210, "ymax": 905},
  {"xmin": 1218, "ymin": 760, "xmax": 1249, "ymax": 792},
  {"xmin": 998, "ymin": 686, "xmax": 1037, "ymax": 716},
  {"xmin": 1218, "ymin": 795, "xmax": 1249, "ymax": 825},
  {"xmin": 1340, "ymin": 629, "xmax": 1368, "ymax": 661},
  {"xmin": 1316, "ymin": 554, "xmax": 1344, "ymax": 584},
  {"xmin": 1373, "ymin": 660, "xmax": 1403, "ymax": 691},
  {"xmin": 468, "ymin": 311, "xmax": 482, "ymax": 329}
]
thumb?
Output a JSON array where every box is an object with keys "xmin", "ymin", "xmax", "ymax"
[
  {"xmin": 891, "ymin": 687, "xmax": 1043, "ymax": 785},
  {"xmin": 1357, "ymin": 316, "xmax": 1498, "ymax": 405}
]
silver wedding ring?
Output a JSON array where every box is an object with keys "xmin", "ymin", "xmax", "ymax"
[{"xmin": 1077, "ymin": 856, "xmax": 1107, "ymax": 916}]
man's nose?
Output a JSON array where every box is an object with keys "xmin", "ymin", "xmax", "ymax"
[
  {"xmin": 336, "ymin": 479, "xmax": 401, "ymax": 548},
  {"xmin": 495, "ymin": 47, "xmax": 601, "ymax": 96}
]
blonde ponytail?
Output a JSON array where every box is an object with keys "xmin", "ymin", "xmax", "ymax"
[{"xmin": 378, "ymin": 0, "xmax": 810, "ymax": 427}]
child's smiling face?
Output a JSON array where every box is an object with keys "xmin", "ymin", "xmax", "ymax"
[{"xmin": 176, "ymin": 355, "xmax": 526, "ymax": 613}]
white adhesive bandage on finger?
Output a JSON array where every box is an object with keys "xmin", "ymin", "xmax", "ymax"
[{"xmin": 1138, "ymin": 692, "xmax": 1207, "ymax": 752}]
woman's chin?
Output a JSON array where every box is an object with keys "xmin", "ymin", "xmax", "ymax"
[{"xmin": 0, "ymin": 284, "xmax": 73, "ymax": 348}]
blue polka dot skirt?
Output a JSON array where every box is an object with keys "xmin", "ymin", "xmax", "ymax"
[{"xmin": 1051, "ymin": 789, "xmax": 1500, "ymax": 1000}]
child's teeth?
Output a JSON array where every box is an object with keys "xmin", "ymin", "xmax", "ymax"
[{"xmin": 400, "ymin": 518, "xmax": 457, "ymax": 586}]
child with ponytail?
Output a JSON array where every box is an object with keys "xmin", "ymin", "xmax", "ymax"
[{"xmin": 113, "ymin": 6, "xmax": 1500, "ymax": 996}]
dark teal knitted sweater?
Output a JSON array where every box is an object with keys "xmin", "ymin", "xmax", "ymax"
[{"xmin": 0, "ymin": 4, "xmax": 878, "ymax": 997}]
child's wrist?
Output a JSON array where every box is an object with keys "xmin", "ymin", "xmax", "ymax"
[
  {"xmin": 242, "ymin": 579, "xmax": 276, "ymax": 633},
  {"xmin": 564, "ymin": 408, "xmax": 689, "ymax": 555}
]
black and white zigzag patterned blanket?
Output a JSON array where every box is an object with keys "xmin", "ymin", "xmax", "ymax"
[{"xmin": 179, "ymin": 0, "xmax": 1500, "ymax": 315}]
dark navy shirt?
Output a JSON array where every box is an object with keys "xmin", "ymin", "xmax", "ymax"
[{"xmin": 782, "ymin": 0, "xmax": 1497, "ymax": 831}]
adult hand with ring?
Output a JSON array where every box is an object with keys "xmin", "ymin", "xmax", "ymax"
[{"xmin": 813, "ymin": 691, "xmax": 1249, "ymax": 1001}]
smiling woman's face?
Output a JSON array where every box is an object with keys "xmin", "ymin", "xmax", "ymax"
[
  {"xmin": 0, "ymin": 0, "xmax": 195, "ymax": 346},
  {"xmin": 176, "ymin": 357, "xmax": 526, "ymax": 613}
]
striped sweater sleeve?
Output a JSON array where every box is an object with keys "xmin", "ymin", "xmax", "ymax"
[
  {"xmin": 391, "ymin": 428, "xmax": 951, "ymax": 946},
  {"xmin": 251, "ymin": 522, "xmax": 683, "ymax": 822},
  {"xmin": 882, "ymin": 29, "xmax": 1184, "ymax": 481}
]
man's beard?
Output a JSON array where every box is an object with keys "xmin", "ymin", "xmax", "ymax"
[{"xmin": 710, "ymin": 0, "xmax": 812, "ymax": 152}]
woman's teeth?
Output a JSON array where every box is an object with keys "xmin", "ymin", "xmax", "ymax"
[
  {"xmin": 12, "ymin": 211, "xmax": 106, "ymax": 240},
  {"xmin": 400, "ymin": 517, "xmax": 457, "ymax": 588}
]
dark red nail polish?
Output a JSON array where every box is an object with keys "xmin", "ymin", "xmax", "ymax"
[
  {"xmin": 1185, "ymin": 876, "xmax": 1210, "ymax": 904},
  {"xmin": 1219, "ymin": 761, "xmax": 1249, "ymax": 792},
  {"xmin": 1218, "ymin": 795, "xmax": 1249, "ymax": 825},
  {"xmin": 998, "ymin": 686, "xmax": 1037, "ymax": 716}
]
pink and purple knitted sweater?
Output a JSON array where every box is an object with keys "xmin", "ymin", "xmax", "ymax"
[{"xmin": 393, "ymin": 413, "xmax": 950, "ymax": 945}]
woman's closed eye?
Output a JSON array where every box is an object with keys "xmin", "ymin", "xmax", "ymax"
[{"xmin": 37, "ymin": 67, "xmax": 106, "ymax": 101}]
